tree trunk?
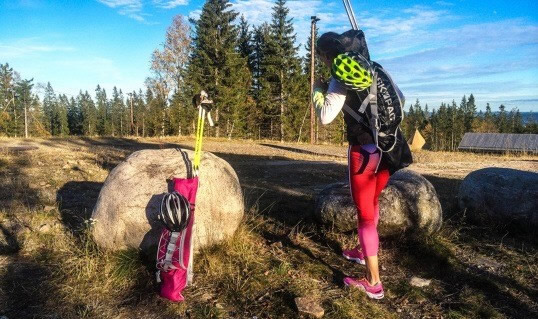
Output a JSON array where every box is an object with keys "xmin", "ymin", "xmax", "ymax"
[
  {"xmin": 161, "ymin": 109, "xmax": 165, "ymax": 136},
  {"xmin": 130, "ymin": 98, "xmax": 134, "ymax": 136},
  {"xmin": 214, "ymin": 67, "xmax": 220, "ymax": 138},
  {"xmin": 280, "ymin": 69, "xmax": 284, "ymax": 142},
  {"xmin": 24, "ymin": 102, "xmax": 28, "ymax": 138}
]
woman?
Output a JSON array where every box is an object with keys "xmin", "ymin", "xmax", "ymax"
[{"xmin": 312, "ymin": 31, "xmax": 388, "ymax": 300}]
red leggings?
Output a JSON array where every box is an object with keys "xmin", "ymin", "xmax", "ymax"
[{"xmin": 348, "ymin": 144, "xmax": 390, "ymax": 257}]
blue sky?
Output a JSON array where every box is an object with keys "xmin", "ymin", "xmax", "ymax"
[{"xmin": 1, "ymin": 0, "xmax": 537, "ymax": 112}]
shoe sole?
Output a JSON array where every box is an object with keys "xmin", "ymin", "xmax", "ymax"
[
  {"xmin": 344, "ymin": 281, "xmax": 384, "ymax": 299},
  {"xmin": 342, "ymin": 253, "xmax": 366, "ymax": 265}
]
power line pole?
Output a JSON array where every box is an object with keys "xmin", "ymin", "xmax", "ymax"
[{"xmin": 310, "ymin": 16, "xmax": 320, "ymax": 144}]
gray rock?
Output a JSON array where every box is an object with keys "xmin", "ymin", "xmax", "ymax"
[
  {"xmin": 459, "ymin": 167, "xmax": 538, "ymax": 227},
  {"xmin": 314, "ymin": 169, "xmax": 442, "ymax": 235},
  {"xmin": 91, "ymin": 149, "xmax": 244, "ymax": 254},
  {"xmin": 409, "ymin": 276, "xmax": 431, "ymax": 287},
  {"xmin": 295, "ymin": 296, "xmax": 324, "ymax": 318}
]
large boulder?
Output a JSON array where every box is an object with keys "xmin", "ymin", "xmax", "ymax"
[
  {"xmin": 315, "ymin": 169, "xmax": 442, "ymax": 235},
  {"xmin": 458, "ymin": 167, "xmax": 538, "ymax": 227},
  {"xmin": 91, "ymin": 148, "xmax": 244, "ymax": 254}
]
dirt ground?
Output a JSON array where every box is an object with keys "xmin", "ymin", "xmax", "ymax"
[{"xmin": 0, "ymin": 137, "xmax": 537, "ymax": 319}]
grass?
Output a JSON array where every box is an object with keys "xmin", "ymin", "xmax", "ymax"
[{"xmin": 0, "ymin": 137, "xmax": 537, "ymax": 318}]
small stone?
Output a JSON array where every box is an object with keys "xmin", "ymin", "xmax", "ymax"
[
  {"xmin": 410, "ymin": 276, "xmax": 431, "ymax": 288},
  {"xmin": 215, "ymin": 303, "xmax": 224, "ymax": 309},
  {"xmin": 381, "ymin": 265, "xmax": 387, "ymax": 271},
  {"xmin": 39, "ymin": 224, "xmax": 51, "ymax": 233},
  {"xmin": 199, "ymin": 293, "xmax": 212, "ymax": 302},
  {"xmin": 396, "ymin": 308, "xmax": 402, "ymax": 313},
  {"xmin": 271, "ymin": 241, "xmax": 283, "ymax": 248},
  {"xmin": 62, "ymin": 164, "xmax": 70, "ymax": 169},
  {"xmin": 295, "ymin": 296, "xmax": 324, "ymax": 318},
  {"xmin": 474, "ymin": 256, "xmax": 502, "ymax": 270}
]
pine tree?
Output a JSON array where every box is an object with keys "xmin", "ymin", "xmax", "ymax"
[
  {"xmin": 267, "ymin": 0, "xmax": 307, "ymax": 141},
  {"xmin": 464, "ymin": 94, "xmax": 476, "ymax": 132},
  {"xmin": 188, "ymin": 0, "xmax": 249, "ymax": 138},
  {"xmin": 57, "ymin": 95, "xmax": 69, "ymax": 136},
  {"xmin": 81, "ymin": 91, "xmax": 97, "ymax": 135},
  {"xmin": 95, "ymin": 85, "xmax": 110, "ymax": 135},
  {"xmin": 513, "ymin": 109, "xmax": 524, "ymax": 133},
  {"xmin": 251, "ymin": 23, "xmax": 274, "ymax": 139},
  {"xmin": 14, "ymin": 78, "xmax": 34, "ymax": 138},
  {"xmin": 135, "ymin": 89, "xmax": 146, "ymax": 136},
  {"xmin": 28, "ymin": 94, "xmax": 47, "ymax": 136},
  {"xmin": 109, "ymin": 87, "xmax": 126, "ymax": 136},
  {"xmin": 238, "ymin": 15, "xmax": 254, "ymax": 72},
  {"xmin": 42, "ymin": 82, "xmax": 56, "ymax": 134},
  {"xmin": 0, "ymin": 63, "xmax": 17, "ymax": 136},
  {"xmin": 67, "ymin": 94, "xmax": 82, "ymax": 135},
  {"xmin": 480, "ymin": 102, "xmax": 497, "ymax": 132},
  {"xmin": 497, "ymin": 104, "xmax": 508, "ymax": 133}
]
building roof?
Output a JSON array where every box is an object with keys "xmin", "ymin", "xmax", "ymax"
[{"xmin": 458, "ymin": 133, "xmax": 538, "ymax": 153}]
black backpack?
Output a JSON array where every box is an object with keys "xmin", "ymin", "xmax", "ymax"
[{"xmin": 342, "ymin": 61, "xmax": 412, "ymax": 175}]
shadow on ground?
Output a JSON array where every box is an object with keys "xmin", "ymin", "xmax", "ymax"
[{"xmin": 2, "ymin": 137, "xmax": 536, "ymax": 318}]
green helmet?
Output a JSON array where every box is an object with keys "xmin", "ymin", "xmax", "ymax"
[{"xmin": 331, "ymin": 52, "xmax": 373, "ymax": 91}]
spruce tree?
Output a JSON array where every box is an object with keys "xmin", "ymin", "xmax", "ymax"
[
  {"xmin": 268, "ymin": 0, "xmax": 306, "ymax": 141},
  {"xmin": 251, "ymin": 23, "xmax": 274, "ymax": 139},
  {"xmin": 81, "ymin": 91, "xmax": 97, "ymax": 136},
  {"xmin": 68, "ymin": 93, "xmax": 82, "ymax": 135},
  {"xmin": 238, "ymin": 15, "xmax": 254, "ymax": 72},
  {"xmin": 188, "ymin": 0, "xmax": 249, "ymax": 138},
  {"xmin": 95, "ymin": 85, "xmax": 110, "ymax": 135}
]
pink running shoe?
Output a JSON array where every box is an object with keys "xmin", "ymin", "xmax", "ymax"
[
  {"xmin": 343, "ymin": 277, "xmax": 384, "ymax": 299},
  {"xmin": 342, "ymin": 246, "xmax": 366, "ymax": 265}
]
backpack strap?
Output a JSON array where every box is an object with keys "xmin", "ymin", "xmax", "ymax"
[
  {"xmin": 369, "ymin": 72, "xmax": 379, "ymax": 145},
  {"xmin": 162, "ymin": 231, "xmax": 180, "ymax": 271},
  {"xmin": 358, "ymin": 92, "xmax": 376, "ymax": 113},
  {"xmin": 342, "ymin": 104, "xmax": 368, "ymax": 126}
]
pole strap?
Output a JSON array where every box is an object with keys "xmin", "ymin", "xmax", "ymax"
[{"xmin": 193, "ymin": 106, "xmax": 206, "ymax": 174}]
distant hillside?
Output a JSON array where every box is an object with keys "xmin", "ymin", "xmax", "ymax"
[{"xmin": 521, "ymin": 112, "xmax": 538, "ymax": 124}]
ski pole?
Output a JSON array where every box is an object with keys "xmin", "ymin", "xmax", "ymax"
[{"xmin": 342, "ymin": 0, "xmax": 359, "ymax": 30}]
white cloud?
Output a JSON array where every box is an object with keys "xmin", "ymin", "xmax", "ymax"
[
  {"xmin": 230, "ymin": 0, "xmax": 324, "ymax": 49},
  {"xmin": 226, "ymin": 2, "xmax": 450, "ymax": 54},
  {"xmin": 0, "ymin": 38, "xmax": 75, "ymax": 59},
  {"xmin": 97, "ymin": 0, "xmax": 189, "ymax": 22},
  {"xmin": 97, "ymin": 0, "xmax": 146, "ymax": 21},
  {"xmin": 435, "ymin": 1, "xmax": 454, "ymax": 6},
  {"xmin": 188, "ymin": 9, "xmax": 202, "ymax": 21},
  {"xmin": 357, "ymin": 6, "xmax": 448, "ymax": 38},
  {"xmin": 153, "ymin": 0, "xmax": 189, "ymax": 9}
]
